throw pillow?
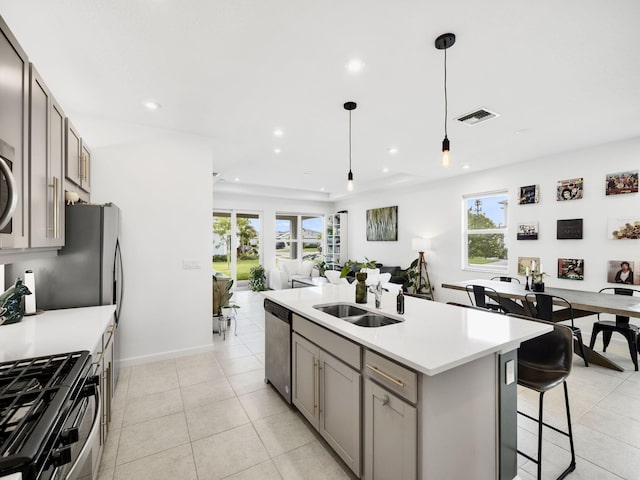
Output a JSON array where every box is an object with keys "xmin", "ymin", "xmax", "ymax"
[{"xmin": 298, "ymin": 260, "xmax": 315, "ymax": 277}]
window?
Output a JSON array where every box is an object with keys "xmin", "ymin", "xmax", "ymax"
[
  {"xmin": 275, "ymin": 213, "xmax": 323, "ymax": 262},
  {"xmin": 463, "ymin": 191, "xmax": 508, "ymax": 272}
]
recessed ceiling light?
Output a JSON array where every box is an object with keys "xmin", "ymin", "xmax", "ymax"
[
  {"xmin": 346, "ymin": 58, "xmax": 365, "ymax": 73},
  {"xmin": 234, "ymin": 177, "xmax": 240, "ymax": 182},
  {"xmin": 273, "ymin": 129, "xmax": 284, "ymax": 137},
  {"xmin": 274, "ymin": 148, "xmax": 281, "ymax": 154},
  {"xmin": 320, "ymin": 187, "xmax": 325, "ymax": 191},
  {"xmin": 142, "ymin": 100, "xmax": 161, "ymax": 110},
  {"xmin": 387, "ymin": 147, "xmax": 398, "ymax": 155},
  {"xmin": 383, "ymin": 167, "xmax": 389, "ymax": 173},
  {"xmin": 462, "ymin": 164, "xmax": 471, "ymax": 170}
]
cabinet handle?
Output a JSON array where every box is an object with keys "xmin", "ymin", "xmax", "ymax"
[
  {"xmin": 53, "ymin": 176, "xmax": 59, "ymax": 238},
  {"xmin": 365, "ymin": 364, "xmax": 405, "ymax": 388},
  {"xmin": 313, "ymin": 359, "xmax": 318, "ymax": 412},
  {"xmin": 381, "ymin": 394, "xmax": 390, "ymax": 406}
]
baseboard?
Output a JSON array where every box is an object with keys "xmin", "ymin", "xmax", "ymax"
[{"xmin": 119, "ymin": 343, "xmax": 215, "ymax": 368}]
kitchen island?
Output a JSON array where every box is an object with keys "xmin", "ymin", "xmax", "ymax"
[{"xmin": 263, "ymin": 285, "xmax": 551, "ymax": 480}]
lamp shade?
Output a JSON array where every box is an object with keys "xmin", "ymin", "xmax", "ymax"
[{"xmin": 411, "ymin": 237, "xmax": 432, "ymax": 252}]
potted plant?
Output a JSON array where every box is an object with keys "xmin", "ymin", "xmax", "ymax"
[
  {"xmin": 531, "ymin": 271, "xmax": 547, "ymax": 292},
  {"xmin": 339, "ymin": 258, "xmax": 377, "ymax": 279},
  {"xmin": 248, "ymin": 265, "xmax": 267, "ymax": 291}
]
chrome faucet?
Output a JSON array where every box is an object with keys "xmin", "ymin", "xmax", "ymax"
[{"xmin": 369, "ymin": 281, "xmax": 388, "ymax": 309}]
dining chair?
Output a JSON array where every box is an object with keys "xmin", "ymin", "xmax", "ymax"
[
  {"xmin": 446, "ymin": 301, "xmax": 503, "ymax": 313},
  {"xmin": 523, "ymin": 293, "xmax": 589, "ymax": 367},
  {"xmin": 589, "ymin": 287, "xmax": 640, "ymax": 371},
  {"xmin": 506, "ymin": 313, "xmax": 576, "ymax": 480},
  {"xmin": 491, "ymin": 276, "xmax": 521, "ymax": 284},
  {"xmin": 465, "ymin": 284, "xmax": 504, "ymax": 312}
]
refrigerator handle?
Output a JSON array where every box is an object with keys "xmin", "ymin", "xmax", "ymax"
[{"xmin": 114, "ymin": 239, "xmax": 124, "ymax": 323}]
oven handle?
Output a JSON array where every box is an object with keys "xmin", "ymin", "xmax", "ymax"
[
  {"xmin": 64, "ymin": 379, "xmax": 102, "ymax": 480},
  {"xmin": 0, "ymin": 156, "xmax": 18, "ymax": 231}
]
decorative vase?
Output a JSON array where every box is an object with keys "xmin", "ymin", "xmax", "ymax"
[
  {"xmin": 355, "ymin": 272, "xmax": 368, "ymax": 304},
  {"xmin": 532, "ymin": 282, "xmax": 545, "ymax": 292}
]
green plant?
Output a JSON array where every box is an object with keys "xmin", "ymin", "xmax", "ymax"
[
  {"xmin": 213, "ymin": 275, "xmax": 239, "ymax": 316},
  {"xmin": 398, "ymin": 258, "xmax": 431, "ymax": 295},
  {"xmin": 340, "ymin": 258, "xmax": 377, "ymax": 278},
  {"xmin": 248, "ymin": 265, "xmax": 267, "ymax": 291}
]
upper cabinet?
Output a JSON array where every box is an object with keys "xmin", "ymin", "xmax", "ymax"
[
  {"xmin": 65, "ymin": 119, "xmax": 91, "ymax": 195},
  {"xmin": 29, "ymin": 65, "xmax": 65, "ymax": 248},
  {"xmin": 0, "ymin": 16, "xmax": 29, "ymax": 249}
]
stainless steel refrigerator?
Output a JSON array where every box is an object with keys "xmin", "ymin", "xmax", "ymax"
[{"xmin": 6, "ymin": 203, "xmax": 123, "ymax": 319}]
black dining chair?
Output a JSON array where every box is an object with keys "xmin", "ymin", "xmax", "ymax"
[
  {"xmin": 465, "ymin": 284, "xmax": 504, "ymax": 312},
  {"xmin": 491, "ymin": 276, "xmax": 521, "ymax": 284},
  {"xmin": 506, "ymin": 313, "xmax": 576, "ymax": 480},
  {"xmin": 589, "ymin": 287, "xmax": 640, "ymax": 371},
  {"xmin": 523, "ymin": 293, "xmax": 589, "ymax": 367}
]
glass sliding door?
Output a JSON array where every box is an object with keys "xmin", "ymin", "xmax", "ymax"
[{"xmin": 213, "ymin": 210, "xmax": 261, "ymax": 285}]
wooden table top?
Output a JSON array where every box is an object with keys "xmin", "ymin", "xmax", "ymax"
[{"xmin": 442, "ymin": 279, "xmax": 640, "ymax": 318}]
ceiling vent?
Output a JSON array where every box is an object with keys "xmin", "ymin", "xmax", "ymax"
[{"xmin": 456, "ymin": 108, "xmax": 499, "ymax": 126}]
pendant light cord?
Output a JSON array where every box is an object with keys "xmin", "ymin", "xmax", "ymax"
[
  {"xmin": 349, "ymin": 110, "xmax": 352, "ymax": 171},
  {"xmin": 444, "ymin": 47, "xmax": 448, "ymax": 138}
]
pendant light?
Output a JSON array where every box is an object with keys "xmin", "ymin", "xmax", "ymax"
[
  {"xmin": 344, "ymin": 101, "xmax": 357, "ymax": 191},
  {"xmin": 435, "ymin": 33, "xmax": 455, "ymax": 168}
]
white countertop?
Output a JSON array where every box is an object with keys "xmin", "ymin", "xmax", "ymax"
[
  {"xmin": 263, "ymin": 285, "xmax": 551, "ymax": 376},
  {"xmin": 0, "ymin": 305, "xmax": 116, "ymax": 362}
]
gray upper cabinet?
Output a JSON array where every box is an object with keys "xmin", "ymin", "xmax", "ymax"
[
  {"xmin": 29, "ymin": 65, "xmax": 64, "ymax": 248},
  {"xmin": 65, "ymin": 118, "xmax": 91, "ymax": 195},
  {"xmin": 0, "ymin": 16, "xmax": 29, "ymax": 249}
]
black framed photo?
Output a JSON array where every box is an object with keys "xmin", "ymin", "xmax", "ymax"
[
  {"xmin": 517, "ymin": 222, "xmax": 538, "ymax": 240},
  {"xmin": 557, "ymin": 258, "xmax": 584, "ymax": 280},
  {"xmin": 557, "ymin": 219, "xmax": 583, "ymax": 239},
  {"xmin": 519, "ymin": 185, "xmax": 539, "ymax": 205}
]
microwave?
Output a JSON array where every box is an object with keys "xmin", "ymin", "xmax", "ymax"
[{"xmin": 0, "ymin": 138, "xmax": 18, "ymax": 235}]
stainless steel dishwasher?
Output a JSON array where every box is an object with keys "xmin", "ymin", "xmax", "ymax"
[{"xmin": 264, "ymin": 299, "xmax": 293, "ymax": 403}]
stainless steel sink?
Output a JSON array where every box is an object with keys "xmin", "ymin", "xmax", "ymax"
[{"xmin": 313, "ymin": 303, "xmax": 404, "ymax": 327}]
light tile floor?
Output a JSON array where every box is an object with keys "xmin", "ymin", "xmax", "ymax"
[{"xmin": 99, "ymin": 290, "xmax": 640, "ymax": 479}]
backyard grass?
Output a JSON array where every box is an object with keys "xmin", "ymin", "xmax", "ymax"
[
  {"xmin": 468, "ymin": 257, "xmax": 504, "ymax": 265},
  {"xmin": 212, "ymin": 258, "xmax": 258, "ymax": 280}
]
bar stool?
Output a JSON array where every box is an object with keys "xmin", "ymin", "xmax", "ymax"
[
  {"xmin": 589, "ymin": 287, "xmax": 640, "ymax": 371},
  {"xmin": 507, "ymin": 314, "xmax": 576, "ymax": 480},
  {"xmin": 524, "ymin": 293, "xmax": 589, "ymax": 367}
]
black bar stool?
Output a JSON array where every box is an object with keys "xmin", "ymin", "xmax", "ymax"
[
  {"xmin": 507, "ymin": 313, "xmax": 576, "ymax": 480},
  {"xmin": 589, "ymin": 287, "xmax": 640, "ymax": 371}
]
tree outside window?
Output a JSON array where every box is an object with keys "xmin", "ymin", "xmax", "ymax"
[{"xmin": 463, "ymin": 192, "xmax": 508, "ymax": 271}]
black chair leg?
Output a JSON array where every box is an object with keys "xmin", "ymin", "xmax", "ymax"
[
  {"xmin": 589, "ymin": 325, "xmax": 600, "ymax": 349},
  {"xmin": 626, "ymin": 334, "xmax": 639, "ymax": 371},
  {"xmin": 573, "ymin": 330, "xmax": 589, "ymax": 367},
  {"xmin": 537, "ymin": 391, "xmax": 544, "ymax": 480},
  {"xmin": 603, "ymin": 330, "xmax": 613, "ymax": 351},
  {"xmin": 560, "ymin": 382, "xmax": 577, "ymax": 479}
]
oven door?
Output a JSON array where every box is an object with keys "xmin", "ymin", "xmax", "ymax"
[
  {"xmin": 0, "ymin": 139, "xmax": 18, "ymax": 234},
  {"xmin": 46, "ymin": 378, "xmax": 101, "ymax": 480}
]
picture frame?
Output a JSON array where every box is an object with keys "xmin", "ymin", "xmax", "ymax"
[
  {"xmin": 519, "ymin": 185, "xmax": 539, "ymax": 205},
  {"xmin": 557, "ymin": 258, "xmax": 584, "ymax": 280},
  {"xmin": 605, "ymin": 170, "xmax": 638, "ymax": 196},
  {"xmin": 607, "ymin": 260, "xmax": 638, "ymax": 285},
  {"xmin": 366, "ymin": 206, "xmax": 398, "ymax": 241},
  {"xmin": 608, "ymin": 217, "xmax": 640, "ymax": 239},
  {"xmin": 557, "ymin": 219, "xmax": 583, "ymax": 239},
  {"xmin": 517, "ymin": 256, "xmax": 540, "ymax": 276},
  {"xmin": 557, "ymin": 177, "xmax": 584, "ymax": 201},
  {"xmin": 517, "ymin": 222, "xmax": 539, "ymax": 240}
]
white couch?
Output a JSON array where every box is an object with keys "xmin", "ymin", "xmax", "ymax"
[{"xmin": 269, "ymin": 259, "xmax": 317, "ymax": 289}]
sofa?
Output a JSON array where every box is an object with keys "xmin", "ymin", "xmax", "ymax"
[{"xmin": 269, "ymin": 259, "xmax": 318, "ymax": 289}]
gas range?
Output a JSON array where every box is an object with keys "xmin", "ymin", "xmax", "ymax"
[{"xmin": 0, "ymin": 351, "xmax": 98, "ymax": 480}]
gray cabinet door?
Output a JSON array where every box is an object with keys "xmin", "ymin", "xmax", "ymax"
[
  {"xmin": 29, "ymin": 65, "xmax": 64, "ymax": 248},
  {"xmin": 364, "ymin": 378, "xmax": 417, "ymax": 480},
  {"xmin": 292, "ymin": 333, "xmax": 320, "ymax": 429},
  {"xmin": 320, "ymin": 351, "xmax": 361, "ymax": 477},
  {"xmin": 65, "ymin": 119, "xmax": 81, "ymax": 186},
  {"xmin": 0, "ymin": 17, "xmax": 29, "ymax": 249},
  {"xmin": 80, "ymin": 143, "xmax": 90, "ymax": 193}
]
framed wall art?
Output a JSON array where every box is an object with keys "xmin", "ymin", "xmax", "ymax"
[
  {"xmin": 517, "ymin": 222, "xmax": 539, "ymax": 240},
  {"xmin": 607, "ymin": 260, "xmax": 638, "ymax": 285},
  {"xmin": 608, "ymin": 217, "xmax": 640, "ymax": 239},
  {"xmin": 519, "ymin": 184, "xmax": 539, "ymax": 205},
  {"xmin": 605, "ymin": 170, "xmax": 638, "ymax": 195},
  {"xmin": 557, "ymin": 177, "xmax": 583, "ymax": 201},
  {"xmin": 557, "ymin": 219, "xmax": 583, "ymax": 239},
  {"xmin": 517, "ymin": 256, "xmax": 540, "ymax": 276},
  {"xmin": 557, "ymin": 258, "xmax": 584, "ymax": 280},
  {"xmin": 366, "ymin": 205, "xmax": 398, "ymax": 241}
]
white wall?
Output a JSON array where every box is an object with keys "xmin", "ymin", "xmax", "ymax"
[
  {"xmin": 91, "ymin": 130, "xmax": 214, "ymax": 365},
  {"xmin": 335, "ymin": 136, "xmax": 640, "ymax": 305}
]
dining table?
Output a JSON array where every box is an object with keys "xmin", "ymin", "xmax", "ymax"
[{"xmin": 441, "ymin": 279, "xmax": 640, "ymax": 371}]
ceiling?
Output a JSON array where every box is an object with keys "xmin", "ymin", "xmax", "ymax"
[{"xmin": 1, "ymin": 0, "xmax": 639, "ymax": 201}]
